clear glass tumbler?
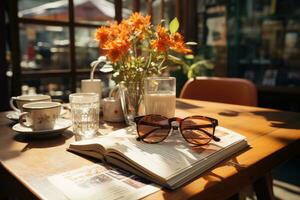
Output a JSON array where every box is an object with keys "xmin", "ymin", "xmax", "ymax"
[
  {"xmin": 69, "ymin": 93, "xmax": 99, "ymax": 139},
  {"xmin": 144, "ymin": 77, "xmax": 176, "ymax": 118}
]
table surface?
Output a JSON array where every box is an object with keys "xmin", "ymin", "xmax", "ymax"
[{"xmin": 0, "ymin": 99, "xmax": 300, "ymax": 200}]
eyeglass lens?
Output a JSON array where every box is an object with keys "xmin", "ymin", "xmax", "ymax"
[
  {"xmin": 180, "ymin": 117, "xmax": 214, "ymax": 145},
  {"xmin": 137, "ymin": 115, "xmax": 170, "ymax": 143},
  {"xmin": 137, "ymin": 115, "xmax": 216, "ymax": 145}
]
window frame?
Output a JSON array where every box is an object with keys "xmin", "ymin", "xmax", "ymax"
[{"xmin": 8, "ymin": 0, "xmax": 187, "ymax": 97}]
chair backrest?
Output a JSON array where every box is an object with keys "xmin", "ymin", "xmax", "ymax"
[{"xmin": 180, "ymin": 77, "xmax": 257, "ymax": 106}]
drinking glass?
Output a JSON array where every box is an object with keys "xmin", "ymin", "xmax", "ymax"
[
  {"xmin": 69, "ymin": 93, "xmax": 99, "ymax": 138},
  {"xmin": 144, "ymin": 77, "xmax": 176, "ymax": 118}
]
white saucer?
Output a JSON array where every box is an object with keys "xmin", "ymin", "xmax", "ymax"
[
  {"xmin": 12, "ymin": 118, "xmax": 72, "ymax": 138},
  {"xmin": 6, "ymin": 111, "xmax": 21, "ymax": 122},
  {"xmin": 6, "ymin": 109, "xmax": 68, "ymax": 122}
]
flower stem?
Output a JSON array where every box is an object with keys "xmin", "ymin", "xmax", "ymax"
[{"xmin": 158, "ymin": 57, "xmax": 166, "ymax": 71}]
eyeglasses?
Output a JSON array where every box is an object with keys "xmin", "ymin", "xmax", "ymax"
[{"xmin": 134, "ymin": 114, "xmax": 220, "ymax": 145}]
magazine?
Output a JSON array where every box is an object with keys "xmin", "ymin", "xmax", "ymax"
[
  {"xmin": 68, "ymin": 126, "xmax": 248, "ymax": 189},
  {"xmin": 48, "ymin": 163, "xmax": 160, "ymax": 200}
]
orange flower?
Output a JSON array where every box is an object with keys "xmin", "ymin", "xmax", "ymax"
[
  {"xmin": 118, "ymin": 24, "xmax": 131, "ymax": 40},
  {"xmin": 109, "ymin": 22, "xmax": 122, "ymax": 37},
  {"xmin": 95, "ymin": 13, "xmax": 191, "ymax": 65},
  {"xmin": 151, "ymin": 25, "xmax": 173, "ymax": 52},
  {"xmin": 107, "ymin": 48, "xmax": 123, "ymax": 63},
  {"xmin": 95, "ymin": 27, "xmax": 110, "ymax": 47},
  {"xmin": 151, "ymin": 39, "xmax": 167, "ymax": 52},
  {"xmin": 170, "ymin": 32, "xmax": 192, "ymax": 54},
  {"xmin": 94, "ymin": 12, "xmax": 194, "ymax": 84},
  {"xmin": 104, "ymin": 39, "xmax": 130, "ymax": 63},
  {"xmin": 157, "ymin": 25, "xmax": 170, "ymax": 40},
  {"xmin": 120, "ymin": 12, "xmax": 151, "ymax": 41},
  {"xmin": 151, "ymin": 40, "xmax": 161, "ymax": 52},
  {"xmin": 128, "ymin": 12, "xmax": 151, "ymax": 32}
]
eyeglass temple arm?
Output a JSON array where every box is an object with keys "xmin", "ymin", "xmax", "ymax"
[{"xmin": 182, "ymin": 125, "xmax": 221, "ymax": 141}]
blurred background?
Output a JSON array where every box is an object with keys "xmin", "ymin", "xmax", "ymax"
[{"xmin": 1, "ymin": 0, "xmax": 300, "ymax": 112}]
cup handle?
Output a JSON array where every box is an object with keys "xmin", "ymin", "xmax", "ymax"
[
  {"xmin": 19, "ymin": 112, "xmax": 32, "ymax": 128},
  {"xmin": 10, "ymin": 97, "xmax": 20, "ymax": 112},
  {"xmin": 109, "ymin": 85, "xmax": 120, "ymax": 99}
]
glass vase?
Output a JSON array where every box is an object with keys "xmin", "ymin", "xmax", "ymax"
[{"xmin": 119, "ymin": 81, "xmax": 144, "ymax": 125}]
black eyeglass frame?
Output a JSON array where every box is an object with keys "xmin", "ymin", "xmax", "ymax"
[{"xmin": 134, "ymin": 114, "xmax": 220, "ymax": 145}]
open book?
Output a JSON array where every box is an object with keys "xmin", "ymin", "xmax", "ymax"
[{"xmin": 69, "ymin": 126, "xmax": 248, "ymax": 189}]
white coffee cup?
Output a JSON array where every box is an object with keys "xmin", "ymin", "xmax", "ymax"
[
  {"xmin": 81, "ymin": 79, "xmax": 102, "ymax": 101},
  {"xmin": 103, "ymin": 97, "xmax": 124, "ymax": 122},
  {"xmin": 10, "ymin": 94, "xmax": 51, "ymax": 112},
  {"xmin": 103, "ymin": 86, "xmax": 124, "ymax": 122},
  {"xmin": 19, "ymin": 102, "xmax": 61, "ymax": 130}
]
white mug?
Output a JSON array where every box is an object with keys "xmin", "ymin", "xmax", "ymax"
[
  {"xmin": 81, "ymin": 79, "xmax": 102, "ymax": 101},
  {"xmin": 10, "ymin": 94, "xmax": 51, "ymax": 112},
  {"xmin": 103, "ymin": 86, "xmax": 124, "ymax": 122},
  {"xmin": 103, "ymin": 97, "xmax": 124, "ymax": 122},
  {"xmin": 19, "ymin": 102, "xmax": 61, "ymax": 130}
]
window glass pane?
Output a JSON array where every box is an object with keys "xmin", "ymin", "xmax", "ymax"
[
  {"xmin": 139, "ymin": 0, "xmax": 174, "ymax": 25},
  {"xmin": 18, "ymin": 0, "xmax": 69, "ymax": 21},
  {"xmin": 197, "ymin": 1, "xmax": 208, "ymax": 45},
  {"xmin": 163, "ymin": 0, "xmax": 176, "ymax": 24},
  {"xmin": 139, "ymin": 1, "xmax": 148, "ymax": 16},
  {"xmin": 19, "ymin": 24, "xmax": 70, "ymax": 70},
  {"xmin": 22, "ymin": 77, "xmax": 71, "ymax": 102},
  {"xmin": 74, "ymin": 0, "xmax": 115, "ymax": 24},
  {"xmin": 151, "ymin": 1, "xmax": 162, "ymax": 25},
  {"xmin": 75, "ymin": 27, "xmax": 99, "ymax": 69},
  {"xmin": 122, "ymin": 0, "xmax": 133, "ymax": 19}
]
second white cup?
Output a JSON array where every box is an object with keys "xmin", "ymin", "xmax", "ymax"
[
  {"xmin": 10, "ymin": 94, "xmax": 51, "ymax": 112},
  {"xmin": 19, "ymin": 102, "xmax": 61, "ymax": 130},
  {"xmin": 81, "ymin": 79, "xmax": 102, "ymax": 101},
  {"xmin": 103, "ymin": 97, "xmax": 124, "ymax": 122}
]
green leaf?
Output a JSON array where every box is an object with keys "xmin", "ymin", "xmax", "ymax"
[
  {"xmin": 167, "ymin": 55, "xmax": 189, "ymax": 72},
  {"xmin": 184, "ymin": 54, "xmax": 194, "ymax": 60},
  {"xmin": 168, "ymin": 54, "xmax": 181, "ymax": 62},
  {"xmin": 187, "ymin": 59, "xmax": 214, "ymax": 79},
  {"xmin": 169, "ymin": 17, "xmax": 179, "ymax": 34},
  {"xmin": 185, "ymin": 42, "xmax": 198, "ymax": 45}
]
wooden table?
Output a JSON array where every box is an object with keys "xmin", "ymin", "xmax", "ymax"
[{"xmin": 0, "ymin": 99, "xmax": 299, "ymax": 200}]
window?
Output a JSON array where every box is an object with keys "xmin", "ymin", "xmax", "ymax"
[{"xmin": 8, "ymin": 0, "xmax": 179, "ymax": 101}]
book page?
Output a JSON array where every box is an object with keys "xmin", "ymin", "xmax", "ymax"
[
  {"xmin": 69, "ymin": 126, "xmax": 137, "ymax": 151},
  {"xmin": 48, "ymin": 163, "xmax": 160, "ymax": 200},
  {"xmin": 96, "ymin": 126, "xmax": 246, "ymax": 179},
  {"xmin": 69, "ymin": 126, "xmax": 246, "ymax": 180}
]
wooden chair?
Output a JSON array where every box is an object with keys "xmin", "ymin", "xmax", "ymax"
[
  {"xmin": 180, "ymin": 77, "xmax": 274, "ymax": 200},
  {"xmin": 180, "ymin": 77, "xmax": 257, "ymax": 106}
]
